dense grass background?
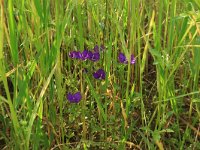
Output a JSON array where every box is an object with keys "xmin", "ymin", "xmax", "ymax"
[{"xmin": 0, "ymin": 0, "xmax": 200, "ymax": 149}]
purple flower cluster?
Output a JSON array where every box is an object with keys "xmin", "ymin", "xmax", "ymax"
[
  {"xmin": 118, "ymin": 52, "xmax": 136, "ymax": 65},
  {"xmin": 67, "ymin": 92, "xmax": 82, "ymax": 103},
  {"xmin": 67, "ymin": 45, "xmax": 136, "ymax": 104},
  {"xmin": 67, "ymin": 45, "xmax": 106, "ymax": 103},
  {"xmin": 68, "ymin": 45, "xmax": 105, "ymax": 62},
  {"xmin": 93, "ymin": 69, "xmax": 106, "ymax": 80},
  {"xmin": 69, "ymin": 50, "xmax": 100, "ymax": 62}
]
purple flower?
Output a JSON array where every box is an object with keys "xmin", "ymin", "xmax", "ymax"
[
  {"xmin": 74, "ymin": 51, "xmax": 82, "ymax": 59},
  {"xmin": 118, "ymin": 52, "xmax": 128, "ymax": 64},
  {"xmin": 94, "ymin": 45, "xmax": 99, "ymax": 52},
  {"xmin": 118, "ymin": 52, "xmax": 136, "ymax": 64},
  {"xmin": 81, "ymin": 49, "xmax": 90, "ymax": 60},
  {"xmin": 94, "ymin": 44, "xmax": 105, "ymax": 52},
  {"xmin": 68, "ymin": 51, "xmax": 82, "ymax": 59},
  {"xmin": 88, "ymin": 51, "xmax": 93, "ymax": 59},
  {"xmin": 69, "ymin": 51, "xmax": 76, "ymax": 58},
  {"xmin": 80, "ymin": 50, "xmax": 94, "ymax": 61},
  {"xmin": 90, "ymin": 52, "xmax": 100, "ymax": 62},
  {"xmin": 67, "ymin": 92, "xmax": 82, "ymax": 103},
  {"xmin": 130, "ymin": 54, "xmax": 136, "ymax": 64},
  {"xmin": 93, "ymin": 69, "xmax": 105, "ymax": 80}
]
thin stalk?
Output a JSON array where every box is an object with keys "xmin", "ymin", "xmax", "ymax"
[{"xmin": 0, "ymin": 0, "xmax": 23, "ymax": 148}]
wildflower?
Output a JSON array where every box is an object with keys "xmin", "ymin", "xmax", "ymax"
[
  {"xmin": 67, "ymin": 92, "xmax": 82, "ymax": 103},
  {"xmin": 81, "ymin": 49, "xmax": 90, "ymax": 60},
  {"xmin": 94, "ymin": 45, "xmax": 99, "ymax": 52},
  {"xmin": 81, "ymin": 50, "xmax": 93, "ymax": 60},
  {"xmin": 90, "ymin": 52, "xmax": 100, "ymax": 62},
  {"xmin": 130, "ymin": 54, "xmax": 136, "ymax": 64},
  {"xmin": 69, "ymin": 51, "xmax": 76, "ymax": 59},
  {"xmin": 88, "ymin": 51, "xmax": 93, "ymax": 59},
  {"xmin": 94, "ymin": 44, "xmax": 105, "ymax": 52},
  {"xmin": 118, "ymin": 52, "xmax": 136, "ymax": 64},
  {"xmin": 69, "ymin": 51, "xmax": 82, "ymax": 59},
  {"xmin": 93, "ymin": 69, "xmax": 105, "ymax": 80},
  {"xmin": 74, "ymin": 51, "xmax": 82, "ymax": 59},
  {"xmin": 118, "ymin": 52, "xmax": 128, "ymax": 64}
]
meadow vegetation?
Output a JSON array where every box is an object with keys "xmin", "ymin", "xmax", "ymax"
[{"xmin": 0, "ymin": 0, "xmax": 200, "ymax": 149}]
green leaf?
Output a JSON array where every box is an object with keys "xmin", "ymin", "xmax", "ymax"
[
  {"xmin": 152, "ymin": 130, "xmax": 161, "ymax": 141},
  {"xmin": 160, "ymin": 129, "xmax": 174, "ymax": 133}
]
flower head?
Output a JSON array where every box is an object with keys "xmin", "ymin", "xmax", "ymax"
[
  {"xmin": 93, "ymin": 45, "xmax": 99, "ymax": 52},
  {"xmin": 67, "ymin": 92, "xmax": 82, "ymax": 103},
  {"xmin": 81, "ymin": 49, "xmax": 90, "ymax": 60},
  {"xmin": 118, "ymin": 52, "xmax": 136, "ymax": 64},
  {"xmin": 93, "ymin": 69, "xmax": 105, "ymax": 80},
  {"xmin": 118, "ymin": 52, "xmax": 128, "ymax": 64},
  {"xmin": 74, "ymin": 51, "xmax": 82, "ymax": 59},
  {"xmin": 130, "ymin": 54, "xmax": 136, "ymax": 64},
  {"xmin": 90, "ymin": 52, "xmax": 100, "ymax": 62},
  {"xmin": 69, "ymin": 51, "xmax": 82, "ymax": 59},
  {"xmin": 88, "ymin": 51, "xmax": 93, "ymax": 59},
  {"xmin": 69, "ymin": 51, "xmax": 76, "ymax": 58}
]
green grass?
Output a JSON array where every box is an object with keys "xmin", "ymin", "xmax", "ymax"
[{"xmin": 0, "ymin": 0, "xmax": 200, "ymax": 149}]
